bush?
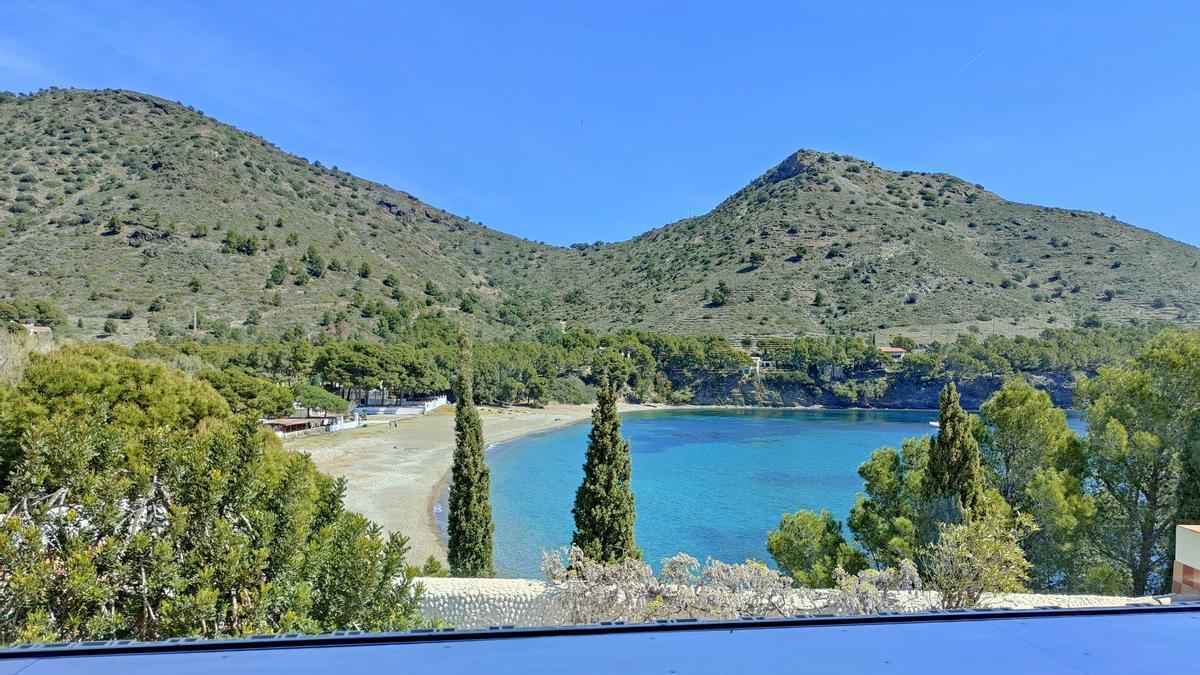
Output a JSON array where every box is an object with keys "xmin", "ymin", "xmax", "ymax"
[
  {"xmin": 221, "ymin": 230, "xmax": 260, "ymax": 256},
  {"xmin": 549, "ymin": 376, "xmax": 594, "ymax": 404},
  {"xmin": 767, "ymin": 509, "xmax": 868, "ymax": 588},
  {"xmin": 542, "ymin": 546, "xmax": 793, "ymax": 624},
  {"xmin": 922, "ymin": 511, "xmax": 1036, "ymax": 609},
  {"xmin": 0, "ymin": 346, "xmax": 428, "ymax": 644}
]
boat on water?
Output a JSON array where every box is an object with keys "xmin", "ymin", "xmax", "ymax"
[{"xmin": 928, "ymin": 421, "xmax": 940, "ymax": 428}]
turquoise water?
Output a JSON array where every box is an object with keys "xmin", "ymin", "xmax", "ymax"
[{"xmin": 444, "ymin": 408, "xmax": 1085, "ymax": 578}]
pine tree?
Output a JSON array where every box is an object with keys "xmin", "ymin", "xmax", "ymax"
[
  {"xmin": 572, "ymin": 379, "xmax": 641, "ymax": 562},
  {"xmin": 447, "ymin": 335, "xmax": 496, "ymax": 577},
  {"xmin": 0, "ymin": 346, "xmax": 427, "ymax": 643},
  {"xmin": 925, "ymin": 382, "xmax": 985, "ymax": 515}
]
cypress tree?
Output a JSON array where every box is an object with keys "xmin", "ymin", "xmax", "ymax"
[
  {"xmin": 925, "ymin": 382, "xmax": 985, "ymax": 515},
  {"xmin": 447, "ymin": 336, "xmax": 495, "ymax": 577},
  {"xmin": 572, "ymin": 379, "xmax": 641, "ymax": 562}
]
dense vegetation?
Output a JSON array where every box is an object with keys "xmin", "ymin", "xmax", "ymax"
[
  {"xmin": 769, "ymin": 331, "xmax": 1200, "ymax": 600},
  {"xmin": 0, "ymin": 346, "xmax": 431, "ymax": 644},
  {"xmin": 2, "ymin": 89, "xmax": 1197, "ymax": 346},
  {"xmin": 70, "ymin": 312, "xmax": 1174, "ymax": 414}
]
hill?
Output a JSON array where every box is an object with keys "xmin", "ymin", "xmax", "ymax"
[
  {"xmin": 1, "ymin": 89, "xmax": 1197, "ymax": 343},
  {"xmin": 530, "ymin": 151, "xmax": 1200, "ymax": 341},
  {"xmin": 0, "ymin": 88, "xmax": 557, "ymax": 342}
]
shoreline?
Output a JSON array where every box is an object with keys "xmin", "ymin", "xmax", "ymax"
[
  {"xmin": 287, "ymin": 402, "xmax": 657, "ymax": 565},
  {"xmin": 288, "ymin": 402, "xmax": 955, "ymax": 566}
]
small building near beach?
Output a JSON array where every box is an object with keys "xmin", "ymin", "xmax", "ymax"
[{"xmin": 356, "ymin": 393, "xmax": 448, "ymax": 417}]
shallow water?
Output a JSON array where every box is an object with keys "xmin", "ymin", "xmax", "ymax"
[{"xmin": 442, "ymin": 408, "xmax": 1084, "ymax": 578}]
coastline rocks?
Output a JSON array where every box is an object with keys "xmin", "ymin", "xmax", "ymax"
[{"xmin": 684, "ymin": 372, "xmax": 1076, "ymax": 409}]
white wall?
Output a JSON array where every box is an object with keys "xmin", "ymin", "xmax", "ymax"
[{"xmin": 1177, "ymin": 525, "xmax": 1200, "ymax": 569}]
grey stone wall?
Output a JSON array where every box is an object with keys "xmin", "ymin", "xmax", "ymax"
[{"xmin": 415, "ymin": 577, "xmax": 1151, "ymax": 630}]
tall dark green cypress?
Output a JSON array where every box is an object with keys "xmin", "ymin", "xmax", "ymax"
[
  {"xmin": 572, "ymin": 379, "xmax": 641, "ymax": 563},
  {"xmin": 925, "ymin": 382, "xmax": 985, "ymax": 514},
  {"xmin": 447, "ymin": 335, "xmax": 495, "ymax": 577}
]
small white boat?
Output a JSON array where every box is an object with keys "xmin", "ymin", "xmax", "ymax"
[{"xmin": 928, "ymin": 421, "xmax": 940, "ymax": 428}]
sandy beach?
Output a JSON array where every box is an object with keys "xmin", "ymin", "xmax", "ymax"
[{"xmin": 286, "ymin": 403, "xmax": 655, "ymax": 565}]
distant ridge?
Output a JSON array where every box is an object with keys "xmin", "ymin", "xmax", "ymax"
[{"xmin": 1, "ymin": 88, "xmax": 1197, "ymax": 342}]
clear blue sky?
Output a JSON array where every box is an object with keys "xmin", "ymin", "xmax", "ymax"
[{"xmin": 2, "ymin": 1, "xmax": 1198, "ymax": 247}]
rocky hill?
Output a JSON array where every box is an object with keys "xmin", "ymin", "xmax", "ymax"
[
  {"xmin": 530, "ymin": 151, "xmax": 1200, "ymax": 340},
  {"xmin": 2, "ymin": 89, "xmax": 1197, "ymax": 343},
  {"xmin": 0, "ymin": 88, "xmax": 557, "ymax": 342}
]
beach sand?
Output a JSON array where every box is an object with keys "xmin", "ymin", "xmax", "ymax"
[{"xmin": 286, "ymin": 403, "xmax": 654, "ymax": 565}]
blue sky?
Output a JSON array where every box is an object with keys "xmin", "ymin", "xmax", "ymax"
[{"xmin": 2, "ymin": 1, "xmax": 1198, "ymax": 247}]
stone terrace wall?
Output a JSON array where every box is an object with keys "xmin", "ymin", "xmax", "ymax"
[
  {"xmin": 415, "ymin": 577, "xmax": 1153, "ymax": 630},
  {"xmin": 417, "ymin": 577, "xmax": 567, "ymax": 629}
]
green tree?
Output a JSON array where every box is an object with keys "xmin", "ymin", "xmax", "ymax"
[
  {"xmin": 767, "ymin": 509, "xmax": 868, "ymax": 588},
  {"xmin": 303, "ymin": 245, "xmax": 325, "ymax": 278},
  {"xmin": 978, "ymin": 379, "xmax": 1096, "ymax": 591},
  {"xmin": 980, "ymin": 379, "xmax": 1076, "ymax": 504},
  {"xmin": 848, "ymin": 437, "xmax": 929, "ymax": 568},
  {"xmin": 924, "ymin": 382, "xmax": 985, "ymax": 518},
  {"xmin": 572, "ymin": 379, "xmax": 640, "ymax": 562},
  {"xmin": 358, "ymin": 261, "xmax": 372, "ymax": 279},
  {"xmin": 221, "ymin": 230, "xmax": 260, "ymax": 256},
  {"xmin": 102, "ymin": 318, "xmax": 118, "ymax": 335},
  {"xmin": 294, "ymin": 383, "xmax": 350, "ymax": 414},
  {"xmin": 447, "ymin": 336, "xmax": 495, "ymax": 577},
  {"xmin": 1078, "ymin": 331, "xmax": 1200, "ymax": 594},
  {"xmin": 708, "ymin": 280, "xmax": 731, "ymax": 307},
  {"xmin": 268, "ymin": 257, "xmax": 288, "ymax": 287},
  {"xmin": 197, "ymin": 367, "xmax": 294, "ymax": 417},
  {"xmin": 1022, "ymin": 466, "xmax": 1099, "ymax": 592},
  {"xmin": 315, "ymin": 342, "xmax": 446, "ymax": 397},
  {"xmin": 0, "ymin": 346, "xmax": 426, "ymax": 644}
]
